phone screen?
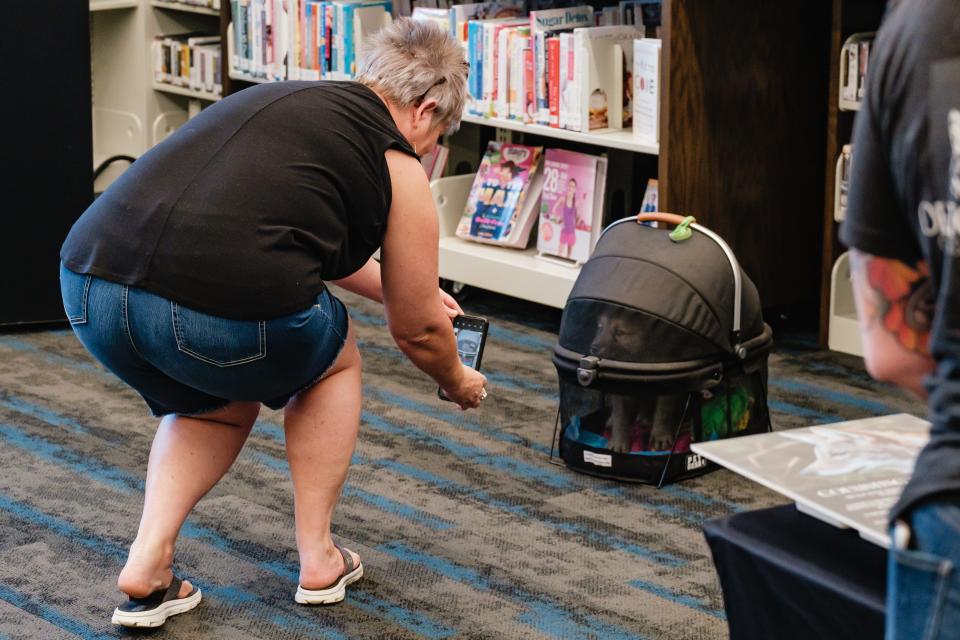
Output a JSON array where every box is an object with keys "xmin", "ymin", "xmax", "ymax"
[
  {"xmin": 455, "ymin": 326, "xmax": 483, "ymax": 369},
  {"xmin": 439, "ymin": 315, "xmax": 488, "ymax": 401}
]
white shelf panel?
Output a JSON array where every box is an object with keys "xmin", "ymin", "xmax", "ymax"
[
  {"xmin": 229, "ymin": 69, "xmax": 270, "ymax": 84},
  {"xmin": 438, "ymin": 237, "xmax": 579, "ymax": 309},
  {"xmin": 461, "ymin": 114, "xmax": 659, "ymax": 155},
  {"xmin": 828, "ymin": 252, "xmax": 864, "ymax": 357},
  {"xmin": 152, "ymin": 81, "xmax": 221, "ymax": 101},
  {"xmin": 839, "ymin": 98, "xmax": 862, "ymax": 112},
  {"xmin": 151, "ymin": 1, "xmax": 219, "ymax": 15},
  {"xmin": 90, "ymin": 0, "xmax": 138, "ymax": 10}
]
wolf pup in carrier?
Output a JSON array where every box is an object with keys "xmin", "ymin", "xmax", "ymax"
[{"xmin": 551, "ymin": 213, "xmax": 774, "ymax": 486}]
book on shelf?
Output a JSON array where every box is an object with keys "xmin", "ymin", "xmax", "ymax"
[
  {"xmin": 536, "ymin": 148, "xmax": 608, "ymax": 264},
  {"xmin": 638, "ymin": 177, "xmax": 658, "ymax": 228},
  {"xmin": 836, "ymin": 144, "xmax": 852, "ymax": 221},
  {"xmin": 632, "ymin": 37, "xmax": 660, "ymax": 143},
  {"xmin": 456, "ymin": 142, "xmax": 545, "ymax": 248},
  {"xmin": 449, "ymin": 1, "xmax": 524, "ymax": 47},
  {"xmin": 420, "ymin": 143, "xmax": 449, "ymax": 180},
  {"xmin": 153, "ymin": 33, "xmax": 222, "ymax": 95},
  {"xmin": 529, "ymin": 5, "xmax": 594, "ymax": 125},
  {"xmin": 231, "ymin": 0, "xmax": 391, "ymax": 82},
  {"xmin": 840, "ymin": 34, "xmax": 873, "ymax": 107},
  {"xmin": 573, "ymin": 25, "xmax": 642, "ymax": 132}
]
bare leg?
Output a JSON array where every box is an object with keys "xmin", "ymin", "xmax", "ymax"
[
  {"xmin": 284, "ymin": 323, "xmax": 363, "ymax": 589},
  {"xmin": 117, "ymin": 401, "xmax": 260, "ymax": 598}
]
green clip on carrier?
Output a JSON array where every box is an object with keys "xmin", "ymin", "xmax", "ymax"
[{"xmin": 550, "ymin": 211, "xmax": 774, "ymax": 486}]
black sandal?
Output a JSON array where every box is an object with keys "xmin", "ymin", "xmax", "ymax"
[
  {"xmin": 111, "ymin": 575, "xmax": 202, "ymax": 628},
  {"xmin": 295, "ymin": 544, "xmax": 364, "ymax": 605}
]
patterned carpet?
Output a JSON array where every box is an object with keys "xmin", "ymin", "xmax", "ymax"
[{"xmin": 0, "ymin": 287, "xmax": 924, "ymax": 640}]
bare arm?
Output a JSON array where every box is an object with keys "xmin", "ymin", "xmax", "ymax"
[
  {"xmin": 380, "ymin": 150, "xmax": 485, "ymax": 407},
  {"xmin": 849, "ymin": 249, "xmax": 935, "ymax": 398},
  {"xmin": 330, "ymin": 257, "xmax": 383, "ymax": 302}
]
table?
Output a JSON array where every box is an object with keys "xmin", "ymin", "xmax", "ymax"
[{"xmin": 703, "ymin": 504, "xmax": 887, "ymax": 640}]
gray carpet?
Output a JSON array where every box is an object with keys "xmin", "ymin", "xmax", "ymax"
[{"xmin": 0, "ymin": 288, "xmax": 924, "ymax": 640}]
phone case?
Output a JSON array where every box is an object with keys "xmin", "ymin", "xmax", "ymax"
[{"xmin": 439, "ymin": 314, "xmax": 489, "ymax": 401}]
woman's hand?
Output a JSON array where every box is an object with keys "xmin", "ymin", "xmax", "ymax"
[
  {"xmin": 441, "ymin": 365, "xmax": 488, "ymax": 410},
  {"xmin": 439, "ymin": 288, "xmax": 463, "ymax": 319}
]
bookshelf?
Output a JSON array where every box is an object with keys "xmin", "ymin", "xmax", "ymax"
[
  {"xmin": 89, "ymin": 0, "xmax": 221, "ymax": 192},
  {"xmin": 90, "ymin": 0, "xmax": 139, "ymax": 10},
  {"xmin": 819, "ymin": 0, "xmax": 887, "ymax": 353},
  {"xmin": 151, "ymin": 1, "xmax": 220, "ymax": 16},
  {"xmin": 88, "ymin": 0, "xmax": 839, "ymax": 317},
  {"xmin": 152, "ymin": 81, "xmax": 222, "ymax": 102},
  {"xmin": 460, "ymin": 114, "xmax": 659, "ymax": 155}
]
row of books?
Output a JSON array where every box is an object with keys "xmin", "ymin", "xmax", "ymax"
[
  {"xmin": 413, "ymin": 5, "xmax": 660, "ymax": 141},
  {"xmin": 152, "ymin": 34, "xmax": 224, "ymax": 96},
  {"xmin": 230, "ymin": 0, "xmax": 392, "ymax": 81},
  {"xmin": 841, "ymin": 35, "xmax": 873, "ymax": 106},
  {"xmin": 453, "ymin": 141, "xmax": 606, "ymax": 264}
]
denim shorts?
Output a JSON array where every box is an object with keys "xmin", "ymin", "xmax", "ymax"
[{"xmin": 60, "ymin": 263, "xmax": 349, "ymax": 417}]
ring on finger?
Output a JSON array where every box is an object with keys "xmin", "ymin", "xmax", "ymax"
[{"xmin": 479, "ymin": 389, "xmax": 488, "ymax": 401}]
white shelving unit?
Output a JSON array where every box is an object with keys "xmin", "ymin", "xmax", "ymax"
[
  {"xmin": 838, "ymin": 32, "xmax": 875, "ymax": 113},
  {"xmin": 151, "ymin": 1, "xmax": 219, "ymax": 16},
  {"xmin": 828, "ymin": 252, "xmax": 864, "ymax": 356},
  {"xmin": 90, "ymin": 0, "xmax": 220, "ymax": 192},
  {"xmin": 834, "ymin": 144, "xmax": 851, "ymax": 222},
  {"xmin": 90, "ymin": 0, "xmax": 139, "ymax": 10},
  {"xmin": 152, "ymin": 81, "xmax": 221, "ymax": 102},
  {"xmin": 431, "ymin": 174, "xmax": 580, "ymax": 309},
  {"xmin": 229, "ymin": 70, "xmax": 269, "ymax": 84},
  {"xmin": 461, "ymin": 114, "xmax": 659, "ymax": 156}
]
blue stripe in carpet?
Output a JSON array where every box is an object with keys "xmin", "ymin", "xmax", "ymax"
[
  {"xmin": 768, "ymin": 401, "xmax": 840, "ymax": 424},
  {"xmin": 629, "ymin": 580, "xmax": 725, "ymax": 619},
  {"xmin": 380, "ymin": 541, "xmax": 649, "ymax": 640},
  {"xmin": 0, "ymin": 584, "xmax": 115, "ymax": 640},
  {"xmin": 0, "ymin": 395, "xmax": 92, "ymax": 437},
  {"xmin": 0, "ymin": 427, "xmax": 453, "ymax": 639},
  {"xmin": 0, "ymin": 495, "xmax": 351, "ymax": 640},
  {"xmin": 769, "ymin": 379, "xmax": 894, "ymax": 415}
]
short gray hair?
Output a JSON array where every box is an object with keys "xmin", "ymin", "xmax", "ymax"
[{"xmin": 356, "ymin": 18, "xmax": 468, "ymax": 130}]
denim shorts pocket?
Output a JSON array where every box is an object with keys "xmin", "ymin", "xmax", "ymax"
[
  {"xmin": 61, "ymin": 271, "xmax": 91, "ymax": 326},
  {"xmin": 888, "ymin": 544, "xmax": 953, "ymax": 640},
  {"xmin": 171, "ymin": 302, "xmax": 266, "ymax": 367}
]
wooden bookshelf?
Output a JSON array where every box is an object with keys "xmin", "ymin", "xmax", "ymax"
[{"xmin": 819, "ymin": 0, "xmax": 887, "ymax": 350}]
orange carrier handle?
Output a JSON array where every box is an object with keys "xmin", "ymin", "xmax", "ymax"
[{"xmin": 635, "ymin": 212, "xmax": 689, "ymax": 226}]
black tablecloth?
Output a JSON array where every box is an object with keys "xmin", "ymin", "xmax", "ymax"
[{"xmin": 703, "ymin": 504, "xmax": 887, "ymax": 640}]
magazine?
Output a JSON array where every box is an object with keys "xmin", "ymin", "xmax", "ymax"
[
  {"xmin": 456, "ymin": 142, "xmax": 544, "ymax": 248},
  {"xmin": 691, "ymin": 414, "xmax": 930, "ymax": 548},
  {"xmin": 536, "ymin": 148, "xmax": 608, "ymax": 264},
  {"xmin": 420, "ymin": 143, "xmax": 449, "ymax": 180}
]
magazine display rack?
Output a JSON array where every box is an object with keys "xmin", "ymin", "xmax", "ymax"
[{"xmin": 432, "ymin": 174, "xmax": 580, "ymax": 308}]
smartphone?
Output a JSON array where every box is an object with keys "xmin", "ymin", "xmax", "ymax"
[{"xmin": 438, "ymin": 314, "xmax": 489, "ymax": 402}]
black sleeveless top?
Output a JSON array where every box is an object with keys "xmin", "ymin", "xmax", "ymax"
[{"xmin": 61, "ymin": 81, "xmax": 417, "ymax": 319}]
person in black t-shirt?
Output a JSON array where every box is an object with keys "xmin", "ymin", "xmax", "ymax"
[
  {"xmin": 840, "ymin": 1, "xmax": 960, "ymax": 636},
  {"xmin": 59, "ymin": 20, "xmax": 487, "ymax": 627}
]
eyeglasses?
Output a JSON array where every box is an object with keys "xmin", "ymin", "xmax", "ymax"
[{"xmin": 415, "ymin": 77, "xmax": 447, "ymax": 106}]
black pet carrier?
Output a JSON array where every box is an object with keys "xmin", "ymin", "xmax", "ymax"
[{"xmin": 551, "ymin": 212, "xmax": 773, "ymax": 486}]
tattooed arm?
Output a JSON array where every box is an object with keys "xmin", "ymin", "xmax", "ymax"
[{"xmin": 849, "ymin": 249, "xmax": 936, "ymax": 399}]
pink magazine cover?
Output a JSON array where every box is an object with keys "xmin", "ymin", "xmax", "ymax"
[
  {"xmin": 537, "ymin": 149, "xmax": 600, "ymax": 263},
  {"xmin": 456, "ymin": 142, "xmax": 544, "ymax": 246}
]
